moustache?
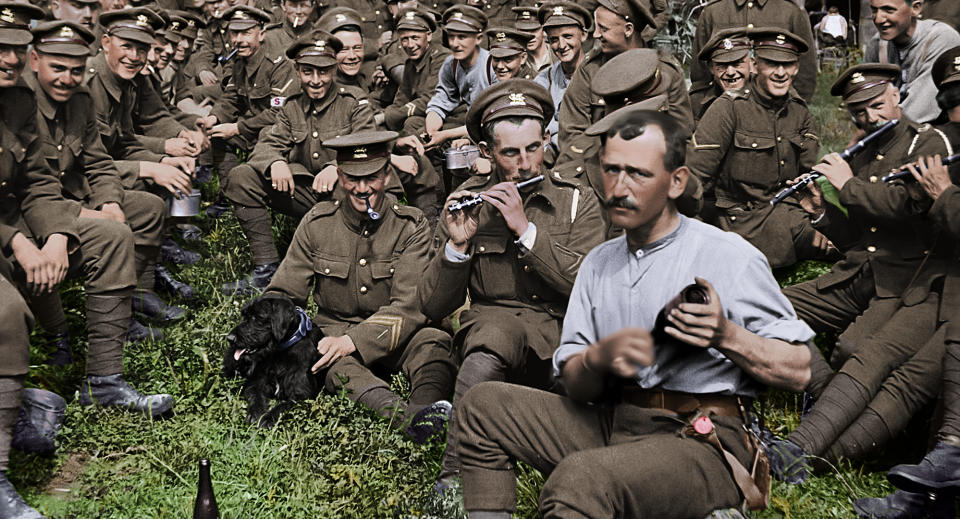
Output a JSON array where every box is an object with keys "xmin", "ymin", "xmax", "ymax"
[{"xmin": 603, "ymin": 196, "xmax": 638, "ymax": 210}]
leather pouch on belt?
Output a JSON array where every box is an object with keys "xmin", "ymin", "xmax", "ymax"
[{"xmin": 680, "ymin": 410, "xmax": 770, "ymax": 512}]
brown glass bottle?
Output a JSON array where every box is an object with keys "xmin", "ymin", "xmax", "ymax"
[
  {"xmin": 193, "ymin": 459, "xmax": 219, "ymax": 519},
  {"xmin": 654, "ymin": 284, "xmax": 711, "ymax": 339}
]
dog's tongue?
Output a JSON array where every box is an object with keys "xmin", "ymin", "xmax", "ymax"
[{"xmin": 234, "ymin": 349, "xmax": 246, "ymax": 361}]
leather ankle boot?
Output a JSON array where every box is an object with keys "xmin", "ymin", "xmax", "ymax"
[
  {"xmin": 222, "ymin": 262, "xmax": 279, "ymax": 296},
  {"xmin": 160, "ymin": 238, "xmax": 200, "ymax": 265},
  {"xmin": 0, "ymin": 473, "xmax": 44, "ymax": 519},
  {"xmin": 44, "ymin": 333, "xmax": 72, "ymax": 366},
  {"xmin": 155, "ymin": 266, "xmax": 195, "ymax": 299},
  {"xmin": 79, "ymin": 374, "xmax": 174, "ymax": 418},
  {"xmin": 132, "ymin": 290, "xmax": 186, "ymax": 323},
  {"xmin": 853, "ymin": 489, "xmax": 954, "ymax": 519},
  {"xmin": 888, "ymin": 439, "xmax": 960, "ymax": 493},
  {"xmin": 205, "ymin": 196, "xmax": 231, "ymax": 219},
  {"xmin": 127, "ymin": 318, "xmax": 164, "ymax": 342},
  {"xmin": 403, "ymin": 400, "xmax": 452, "ymax": 444}
]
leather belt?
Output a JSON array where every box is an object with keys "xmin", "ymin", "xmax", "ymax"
[{"xmin": 620, "ymin": 387, "xmax": 751, "ymax": 417}]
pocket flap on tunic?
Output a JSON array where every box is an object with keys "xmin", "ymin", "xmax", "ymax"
[
  {"xmin": 313, "ymin": 256, "xmax": 350, "ymax": 279},
  {"xmin": 370, "ymin": 261, "xmax": 395, "ymax": 280},
  {"xmin": 733, "ymin": 132, "xmax": 775, "ymax": 151}
]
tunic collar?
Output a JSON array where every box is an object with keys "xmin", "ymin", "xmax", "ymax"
[
  {"xmin": 735, "ymin": 0, "xmax": 768, "ymax": 6},
  {"xmin": 340, "ymin": 192, "xmax": 393, "ymax": 234}
]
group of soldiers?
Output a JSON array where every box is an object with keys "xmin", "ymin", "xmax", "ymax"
[{"xmin": 2, "ymin": 0, "xmax": 960, "ymax": 516}]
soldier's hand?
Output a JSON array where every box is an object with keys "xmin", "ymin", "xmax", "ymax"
[
  {"xmin": 812, "ymin": 153, "xmax": 854, "ymax": 191},
  {"xmin": 311, "ymin": 335, "xmax": 357, "ymax": 373},
  {"xmin": 197, "ymin": 115, "xmax": 217, "ymax": 131},
  {"xmin": 480, "ymin": 181, "xmax": 529, "ymax": 238},
  {"xmin": 164, "ymin": 137, "xmax": 199, "ymax": 157},
  {"xmin": 143, "ymin": 161, "xmax": 192, "ymax": 196},
  {"xmin": 443, "ymin": 190, "xmax": 480, "ymax": 252},
  {"xmin": 270, "ymin": 161, "xmax": 296, "ymax": 197},
  {"xmin": 210, "ymin": 123, "xmax": 240, "ymax": 139},
  {"xmin": 907, "ymin": 155, "xmax": 953, "ymax": 201},
  {"xmin": 786, "ymin": 173, "xmax": 825, "ymax": 217},
  {"xmin": 663, "ymin": 277, "xmax": 729, "ymax": 350},
  {"xmin": 811, "ymin": 230, "xmax": 834, "ymax": 254},
  {"xmin": 198, "ymin": 70, "xmax": 218, "ymax": 86},
  {"xmin": 179, "ymin": 129, "xmax": 207, "ymax": 153},
  {"xmin": 161, "ymin": 155, "xmax": 196, "ymax": 176},
  {"xmin": 588, "ymin": 327, "xmax": 655, "ymax": 378},
  {"xmin": 395, "ymin": 135, "xmax": 425, "ymax": 156},
  {"xmin": 312, "ymin": 165, "xmax": 338, "ymax": 193},
  {"xmin": 40, "ymin": 234, "xmax": 69, "ymax": 290},
  {"xmin": 100, "ymin": 203, "xmax": 126, "ymax": 223},
  {"xmin": 11, "ymin": 233, "xmax": 60, "ymax": 295},
  {"xmin": 391, "ymin": 154, "xmax": 419, "ymax": 176},
  {"xmin": 424, "ymin": 112, "xmax": 443, "ymax": 142}
]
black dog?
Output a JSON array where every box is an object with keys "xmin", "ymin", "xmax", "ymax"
[{"xmin": 223, "ymin": 295, "xmax": 325, "ymax": 427}]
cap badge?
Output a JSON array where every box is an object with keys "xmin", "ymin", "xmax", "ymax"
[
  {"xmin": 405, "ymin": 11, "xmax": 415, "ymax": 19},
  {"xmin": 315, "ymin": 39, "xmax": 325, "ymax": 49},
  {"xmin": 508, "ymin": 92, "xmax": 525, "ymax": 105},
  {"xmin": 851, "ymin": 71, "xmax": 865, "ymax": 84},
  {"xmin": 0, "ymin": 8, "xmax": 13, "ymax": 24},
  {"xmin": 552, "ymin": 5, "xmax": 563, "ymax": 15},
  {"xmin": 722, "ymin": 38, "xmax": 733, "ymax": 50},
  {"xmin": 232, "ymin": 10, "xmax": 246, "ymax": 19},
  {"xmin": 453, "ymin": 12, "xmax": 463, "ymax": 19},
  {"xmin": 335, "ymin": 13, "xmax": 346, "ymax": 22},
  {"xmin": 60, "ymin": 26, "xmax": 74, "ymax": 37},
  {"xmin": 520, "ymin": 10, "xmax": 531, "ymax": 17},
  {"xmin": 136, "ymin": 14, "xmax": 150, "ymax": 27},
  {"xmin": 496, "ymin": 32, "xmax": 506, "ymax": 41},
  {"xmin": 171, "ymin": 21, "xmax": 180, "ymax": 29},
  {"xmin": 188, "ymin": 19, "xmax": 196, "ymax": 27},
  {"xmin": 775, "ymin": 34, "xmax": 786, "ymax": 45},
  {"xmin": 353, "ymin": 147, "xmax": 367, "ymax": 159}
]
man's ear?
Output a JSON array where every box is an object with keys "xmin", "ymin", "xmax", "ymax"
[
  {"xmin": 623, "ymin": 21, "xmax": 634, "ymax": 40},
  {"xmin": 101, "ymin": 33, "xmax": 111, "ymax": 52},
  {"xmin": 29, "ymin": 49, "xmax": 39, "ymax": 73},
  {"xmin": 668, "ymin": 165, "xmax": 690, "ymax": 200},
  {"xmin": 478, "ymin": 140, "xmax": 492, "ymax": 158},
  {"xmin": 910, "ymin": 0, "xmax": 923, "ymax": 16}
]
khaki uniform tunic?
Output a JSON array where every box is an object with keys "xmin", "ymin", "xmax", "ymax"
[
  {"xmin": 209, "ymin": 46, "xmax": 298, "ymax": 148},
  {"xmin": 383, "ymin": 42, "xmax": 452, "ymax": 135},
  {"xmin": 555, "ymin": 47, "xmax": 693, "ymax": 166},
  {"xmin": 418, "ymin": 173, "xmax": 605, "ymax": 363},
  {"xmin": 687, "ymin": 80, "xmax": 820, "ymax": 268},
  {"xmin": 690, "ymin": 0, "xmax": 817, "ymax": 102}
]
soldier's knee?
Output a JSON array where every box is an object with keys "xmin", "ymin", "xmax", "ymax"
[
  {"xmin": 455, "ymin": 381, "xmax": 511, "ymax": 429},
  {"xmin": 540, "ymin": 452, "xmax": 611, "ymax": 517},
  {"xmin": 222, "ymin": 164, "xmax": 259, "ymax": 202}
]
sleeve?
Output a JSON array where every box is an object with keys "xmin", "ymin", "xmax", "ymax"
[
  {"xmin": 790, "ymin": 4, "xmax": 818, "ymax": 102},
  {"xmin": 518, "ymin": 184, "xmax": 606, "ymax": 296},
  {"xmin": 727, "ymin": 249, "xmax": 815, "ymax": 344},
  {"xmin": 901, "ymin": 25, "xmax": 960, "ymax": 123},
  {"xmin": 191, "ymin": 32, "xmax": 217, "ymax": 75},
  {"xmin": 662, "ymin": 62, "xmax": 695, "ymax": 135},
  {"xmin": 383, "ymin": 64, "xmax": 415, "ymax": 130},
  {"xmin": 236, "ymin": 62, "xmax": 298, "ymax": 141},
  {"xmin": 209, "ymin": 69, "xmax": 241, "ymax": 124},
  {"xmin": 418, "ymin": 217, "xmax": 473, "ymax": 322},
  {"xmin": 929, "ymin": 184, "xmax": 960, "ymax": 238},
  {"xmin": 81, "ymin": 107, "xmax": 125, "ymax": 209},
  {"xmin": 246, "ymin": 105, "xmax": 294, "ymax": 176},
  {"xmin": 686, "ymin": 98, "xmax": 736, "ymax": 195},
  {"xmin": 551, "ymin": 251, "xmax": 598, "ymax": 377},
  {"xmin": 135, "ymin": 80, "xmax": 189, "ymax": 139},
  {"xmin": 264, "ymin": 214, "xmax": 318, "ymax": 307},
  {"xmin": 425, "ymin": 57, "xmax": 460, "ymax": 120},
  {"xmin": 345, "ymin": 217, "xmax": 432, "ymax": 364},
  {"xmin": 798, "ymin": 107, "xmax": 820, "ymax": 171},
  {"xmin": 349, "ymin": 95, "xmax": 377, "ymax": 133},
  {"xmin": 555, "ymin": 63, "xmax": 596, "ymax": 164}
]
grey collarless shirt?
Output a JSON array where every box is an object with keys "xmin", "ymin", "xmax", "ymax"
[{"xmin": 553, "ymin": 215, "xmax": 814, "ymax": 397}]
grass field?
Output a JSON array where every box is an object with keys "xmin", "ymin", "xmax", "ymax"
[{"xmin": 7, "ymin": 70, "xmax": 916, "ymax": 518}]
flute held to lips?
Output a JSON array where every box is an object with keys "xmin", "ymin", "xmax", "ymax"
[
  {"xmin": 770, "ymin": 119, "xmax": 899, "ymax": 205},
  {"xmin": 881, "ymin": 153, "xmax": 960, "ymax": 182},
  {"xmin": 447, "ymin": 175, "xmax": 545, "ymax": 212}
]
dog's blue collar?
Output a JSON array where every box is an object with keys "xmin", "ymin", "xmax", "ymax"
[{"xmin": 279, "ymin": 307, "xmax": 313, "ymax": 350}]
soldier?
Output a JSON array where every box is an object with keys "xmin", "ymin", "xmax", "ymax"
[
  {"xmin": 0, "ymin": 9, "xmax": 175, "ymax": 500},
  {"xmin": 418, "ymin": 80, "xmax": 605, "ymax": 488},
  {"xmin": 534, "ymin": 1, "xmax": 591, "ymax": 158},
  {"xmin": 198, "ymin": 5, "xmax": 299, "ymax": 218},
  {"xmin": 264, "ymin": 130, "xmax": 456, "ymax": 444},
  {"xmin": 49, "ymin": 0, "xmax": 101, "ymax": 33},
  {"xmin": 164, "ymin": 10, "xmax": 208, "ymax": 112},
  {"xmin": 864, "ymin": 0, "xmax": 960, "ymax": 124},
  {"xmin": 555, "ymin": 0, "xmax": 690, "ymax": 165},
  {"xmin": 261, "ymin": 0, "xmax": 318, "ymax": 56},
  {"xmin": 219, "ymin": 31, "xmax": 375, "ymax": 293},
  {"xmin": 482, "ymin": 27, "xmax": 536, "ymax": 82},
  {"xmin": 454, "ymin": 107, "xmax": 813, "ymax": 519},
  {"xmin": 190, "ymin": 0, "xmax": 232, "ymax": 89},
  {"xmin": 423, "ymin": 5, "xmax": 488, "ymax": 147},
  {"xmin": 86, "ymin": 8, "xmax": 200, "ymax": 291},
  {"xmin": 690, "ymin": 0, "xmax": 817, "ymax": 102},
  {"xmin": 687, "ymin": 29, "xmax": 833, "ymax": 269},
  {"xmin": 512, "ymin": 5, "xmax": 551, "ymax": 73},
  {"xmin": 851, "ymin": 47, "xmax": 960, "ymax": 518},
  {"xmin": 380, "ymin": 7, "xmax": 451, "ymax": 135},
  {"xmin": 26, "ymin": 21, "xmax": 180, "ymax": 354},
  {"xmin": 688, "ymin": 27, "xmax": 752, "ymax": 121},
  {"xmin": 767, "ymin": 63, "xmax": 952, "ymax": 483},
  {"xmin": 317, "ymin": 7, "xmax": 377, "ymax": 95}
]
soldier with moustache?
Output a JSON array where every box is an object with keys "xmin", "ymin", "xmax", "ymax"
[
  {"xmin": 688, "ymin": 27, "xmax": 753, "ymax": 121},
  {"xmin": 0, "ymin": 10, "xmax": 175, "ymax": 518},
  {"xmin": 555, "ymin": 0, "xmax": 692, "ymax": 165},
  {"xmin": 261, "ymin": 0, "xmax": 319, "ymax": 57},
  {"xmin": 263, "ymin": 130, "xmax": 456, "ymax": 444},
  {"xmin": 686, "ymin": 29, "xmax": 834, "ymax": 269},
  {"xmin": 766, "ymin": 64, "xmax": 953, "ymax": 485},
  {"xmin": 418, "ymin": 79, "xmax": 606, "ymax": 489}
]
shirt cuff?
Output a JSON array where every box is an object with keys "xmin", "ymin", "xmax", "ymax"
[
  {"xmin": 444, "ymin": 241, "xmax": 470, "ymax": 262},
  {"xmin": 515, "ymin": 223, "xmax": 537, "ymax": 253}
]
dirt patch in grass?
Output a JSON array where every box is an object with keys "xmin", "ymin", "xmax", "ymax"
[{"xmin": 42, "ymin": 452, "xmax": 88, "ymax": 499}]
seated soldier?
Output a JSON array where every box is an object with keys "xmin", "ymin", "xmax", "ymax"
[
  {"xmin": 423, "ymin": 5, "xmax": 488, "ymax": 148},
  {"xmin": 418, "ymin": 80, "xmax": 605, "ymax": 489},
  {"xmin": 687, "ymin": 28, "xmax": 834, "ymax": 269},
  {"xmin": 261, "ymin": 0, "xmax": 319, "ymax": 57},
  {"xmin": 49, "ymin": 0, "xmax": 101, "ymax": 33},
  {"xmin": 768, "ymin": 63, "xmax": 953, "ymax": 483},
  {"xmin": 263, "ymin": 131, "xmax": 456, "ymax": 443},
  {"xmin": 688, "ymin": 27, "xmax": 753, "ymax": 121},
  {"xmin": 534, "ymin": 1, "xmax": 591, "ymax": 159},
  {"xmin": 198, "ymin": 5, "xmax": 298, "ymax": 219},
  {"xmin": 513, "ymin": 6, "xmax": 552, "ymax": 74},
  {"xmin": 380, "ymin": 8, "xmax": 451, "ymax": 135},
  {"xmin": 481, "ymin": 27, "xmax": 536, "ymax": 83},
  {"xmin": 317, "ymin": 8, "xmax": 378, "ymax": 96},
  {"xmin": 454, "ymin": 108, "xmax": 813, "ymax": 518}
]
